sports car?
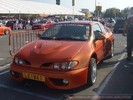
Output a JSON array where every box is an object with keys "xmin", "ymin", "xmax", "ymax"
[
  {"xmin": 0, "ymin": 23, "xmax": 12, "ymax": 35},
  {"xmin": 10, "ymin": 21, "xmax": 114, "ymax": 89}
]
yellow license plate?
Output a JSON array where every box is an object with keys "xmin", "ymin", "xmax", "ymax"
[{"xmin": 22, "ymin": 72, "xmax": 45, "ymax": 82}]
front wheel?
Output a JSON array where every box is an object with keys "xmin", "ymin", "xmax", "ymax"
[{"xmin": 88, "ymin": 58, "xmax": 97, "ymax": 86}]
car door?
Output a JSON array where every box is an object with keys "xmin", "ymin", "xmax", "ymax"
[
  {"xmin": 99, "ymin": 23, "xmax": 110, "ymax": 57},
  {"xmin": 93, "ymin": 23, "xmax": 105, "ymax": 61}
]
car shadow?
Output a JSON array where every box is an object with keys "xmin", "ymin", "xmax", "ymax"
[
  {"xmin": 7, "ymin": 75, "xmax": 93, "ymax": 100},
  {"xmin": 98, "ymin": 49, "xmax": 126, "ymax": 69},
  {"xmin": 92, "ymin": 57, "xmax": 132, "ymax": 95}
]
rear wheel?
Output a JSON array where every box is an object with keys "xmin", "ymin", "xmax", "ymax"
[
  {"xmin": 4, "ymin": 29, "xmax": 10, "ymax": 35},
  {"xmin": 88, "ymin": 58, "xmax": 97, "ymax": 86}
]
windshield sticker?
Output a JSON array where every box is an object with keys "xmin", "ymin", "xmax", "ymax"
[{"xmin": 86, "ymin": 26, "xmax": 90, "ymax": 36}]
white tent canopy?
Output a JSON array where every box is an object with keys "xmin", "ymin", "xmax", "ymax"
[{"xmin": 0, "ymin": 0, "xmax": 84, "ymax": 15}]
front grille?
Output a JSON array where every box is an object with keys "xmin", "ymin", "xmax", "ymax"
[
  {"xmin": 10, "ymin": 71, "xmax": 20, "ymax": 78},
  {"xmin": 50, "ymin": 78, "xmax": 64, "ymax": 86}
]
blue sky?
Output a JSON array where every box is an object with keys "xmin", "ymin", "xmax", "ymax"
[{"xmin": 30, "ymin": 0, "xmax": 133, "ymax": 12}]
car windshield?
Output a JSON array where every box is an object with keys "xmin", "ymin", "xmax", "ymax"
[
  {"xmin": 40, "ymin": 23, "xmax": 90, "ymax": 41},
  {"xmin": 7, "ymin": 21, "xmax": 14, "ymax": 24},
  {"xmin": 38, "ymin": 19, "xmax": 47, "ymax": 23}
]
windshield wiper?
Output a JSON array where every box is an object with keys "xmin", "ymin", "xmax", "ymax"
[
  {"xmin": 40, "ymin": 37, "xmax": 86, "ymax": 41},
  {"xmin": 55, "ymin": 37, "xmax": 85, "ymax": 41},
  {"xmin": 40, "ymin": 37, "xmax": 54, "ymax": 40}
]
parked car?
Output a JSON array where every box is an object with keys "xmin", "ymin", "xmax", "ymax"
[
  {"xmin": 45, "ymin": 21, "xmax": 55, "ymax": 30},
  {"xmin": 6, "ymin": 20, "xmax": 15, "ymax": 30},
  {"xmin": 6, "ymin": 20, "xmax": 23, "ymax": 30},
  {"xmin": 10, "ymin": 21, "xmax": 114, "ymax": 89},
  {"xmin": 32, "ymin": 20, "xmax": 55, "ymax": 30},
  {"xmin": 113, "ymin": 19, "xmax": 125, "ymax": 33},
  {"xmin": 32, "ymin": 19, "xmax": 47, "ymax": 30},
  {"xmin": 0, "ymin": 23, "xmax": 12, "ymax": 35}
]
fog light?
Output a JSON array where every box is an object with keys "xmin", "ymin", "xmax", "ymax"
[
  {"xmin": 53, "ymin": 64, "xmax": 59, "ymax": 69},
  {"xmin": 63, "ymin": 79, "xmax": 69, "ymax": 85}
]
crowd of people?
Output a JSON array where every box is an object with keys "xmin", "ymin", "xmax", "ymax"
[{"xmin": 0, "ymin": 15, "xmax": 121, "ymax": 30}]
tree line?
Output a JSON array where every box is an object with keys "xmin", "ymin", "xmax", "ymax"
[{"xmin": 102, "ymin": 7, "xmax": 132, "ymax": 18}]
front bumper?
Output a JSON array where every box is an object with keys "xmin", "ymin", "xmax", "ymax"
[{"xmin": 10, "ymin": 64, "xmax": 88, "ymax": 90}]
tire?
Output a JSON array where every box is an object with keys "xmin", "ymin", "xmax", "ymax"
[
  {"xmin": 4, "ymin": 29, "xmax": 10, "ymax": 35},
  {"xmin": 88, "ymin": 58, "xmax": 97, "ymax": 86}
]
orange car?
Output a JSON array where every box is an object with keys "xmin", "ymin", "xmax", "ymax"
[
  {"xmin": 10, "ymin": 21, "xmax": 114, "ymax": 89},
  {"xmin": 0, "ymin": 23, "xmax": 12, "ymax": 35}
]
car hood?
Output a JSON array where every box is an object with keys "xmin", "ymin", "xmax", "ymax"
[
  {"xmin": 33, "ymin": 23, "xmax": 46, "ymax": 26},
  {"xmin": 17, "ymin": 40, "xmax": 86, "ymax": 66}
]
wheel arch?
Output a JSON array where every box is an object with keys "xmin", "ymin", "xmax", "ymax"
[
  {"xmin": 87, "ymin": 53, "xmax": 98, "ymax": 85},
  {"xmin": 89, "ymin": 53, "xmax": 97, "ymax": 65}
]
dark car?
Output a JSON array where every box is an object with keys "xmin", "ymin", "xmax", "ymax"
[
  {"xmin": 6, "ymin": 20, "xmax": 15, "ymax": 30},
  {"xmin": 113, "ymin": 19, "xmax": 125, "ymax": 33}
]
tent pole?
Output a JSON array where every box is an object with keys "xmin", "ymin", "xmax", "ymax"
[
  {"xmin": 8, "ymin": 11, "xmax": 10, "ymax": 19},
  {"xmin": 19, "ymin": 11, "xmax": 21, "ymax": 20}
]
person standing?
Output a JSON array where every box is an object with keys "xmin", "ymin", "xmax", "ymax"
[{"xmin": 124, "ymin": 7, "xmax": 133, "ymax": 60}]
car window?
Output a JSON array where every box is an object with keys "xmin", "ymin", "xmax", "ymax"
[
  {"xmin": 98, "ymin": 23, "xmax": 106, "ymax": 34},
  {"xmin": 93, "ymin": 23, "xmax": 102, "ymax": 40},
  {"xmin": 7, "ymin": 21, "xmax": 14, "ymax": 24},
  {"xmin": 40, "ymin": 23, "xmax": 91, "ymax": 41},
  {"xmin": 38, "ymin": 20, "xmax": 47, "ymax": 23}
]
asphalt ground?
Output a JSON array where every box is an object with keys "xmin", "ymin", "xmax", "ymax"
[{"xmin": 99, "ymin": 56, "xmax": 133, "ymax": 100}]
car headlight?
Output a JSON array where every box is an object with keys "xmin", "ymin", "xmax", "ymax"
[
  {"xmin": 68, "ymin": 61, "xmax": 75, "ymax": 69},
  {"xmin": 61, "ymin": 63, "xmax": 68, "ymax": 70},
  {"xmin": 18, "ymin": 59, "xmax": 24, "ymax": 65},
  {"xmin": 53, "ymin": 61, "xmax": 78, "ymax": 70},
  {"xmin": 53, "ymin": 63, "xmax": 60, "ymax": 69},
  {"xmin": 14, "ymin": 57, "xmax": 19, "ymax": 64},
  {"xmin": 14, "ymin": 57, "xmax": 24, "ymax": 65}
]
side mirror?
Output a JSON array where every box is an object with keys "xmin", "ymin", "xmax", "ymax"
[{"xmin": 97, "ymin": 34, "xmax": 105, "ymax": 40}]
